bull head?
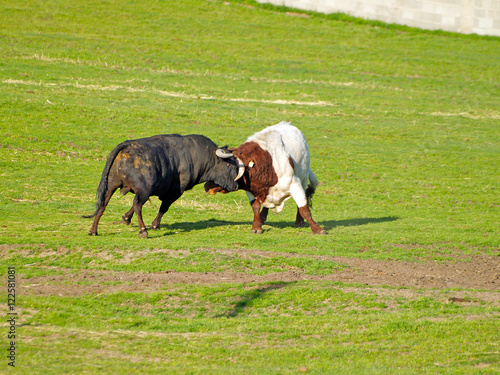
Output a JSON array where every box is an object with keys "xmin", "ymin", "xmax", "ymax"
[{"xmin": 216, "ymin": 148, "xmax": 245, "ymax": 181}]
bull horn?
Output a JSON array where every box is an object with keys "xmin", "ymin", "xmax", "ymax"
[
  {"xmin": 235, "ymin": 158, "xmax": 245, "ymax": 181},
  {"xmin": 216, "ymin": 149, "xmax": 233, "ymax": 158}
]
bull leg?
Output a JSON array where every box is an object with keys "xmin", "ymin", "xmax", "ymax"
[
  {"xmin": 290, "ymin": 178, "xmax": 326, "ymax": 235},
  {"xmin": 122, "ymin": 207, "xmax": 134, "ymax": 225},
  {"xmin": 298, "ymin": 205, "xmax": 326, "ymax": 235},
  {"xmin": 133, "ymin": 194, "xmax": 149, "ymax": 238},
  {"xmin": 295, "ymin": 182, "xmax": 312, "ymax": 227},
  {"xmin": 88, "ymin": 188, "xmax": 118, "ymax": 236},
  {"xmin": 295, "ymin": 208, "xmax": 305, "ymax": 228},
  {"xmin": 260, "ymin": 207, "xmax": 269, "ymax": 224},
  {"xmin": 250, "ymin": 199, "xmax": 264, "ymax": 234},
  {"xmin": 151, "ymin": 198, "xmax": 175, "ymax": 230}
]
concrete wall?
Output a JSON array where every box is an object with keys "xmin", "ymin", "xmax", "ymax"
[{"xmin": 256, "ymin": 0, "xmax": 500, "ymax": 37}]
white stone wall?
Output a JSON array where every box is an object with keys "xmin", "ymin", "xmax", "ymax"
[{"xmin": 256, "ymin": 0, "xmax": 500, "ymax": 37}]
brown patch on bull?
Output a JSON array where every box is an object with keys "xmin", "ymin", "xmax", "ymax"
[{"xmin": 232, "ymin": 142, "xmax": 278, "ymax": 203}]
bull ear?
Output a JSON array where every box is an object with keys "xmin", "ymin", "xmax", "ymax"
[{"xmin": 216, "ymin": 148, "xmax": 234, "ymax": 159}]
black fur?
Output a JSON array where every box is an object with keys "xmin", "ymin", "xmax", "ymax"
[{"xmin": 84, "ymin": 134, "xmax": 239, "ymax": 237}]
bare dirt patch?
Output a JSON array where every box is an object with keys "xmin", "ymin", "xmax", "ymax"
[{"xmin": 15, "ymin": 246, "xmax": 500, "ymax": 300}]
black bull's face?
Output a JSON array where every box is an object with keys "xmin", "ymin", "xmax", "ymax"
[
  {"xmin": 205, "ymin": 147, "xmax": 245, "ymax": 195},
  {"xmin": 210, "ymin": 147, "xmax": 241, "ymax": 193}
]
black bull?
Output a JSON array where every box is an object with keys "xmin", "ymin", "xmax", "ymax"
[{"xmin": 84, "ymin": 134, "xmax": 240, "ymax": 238}]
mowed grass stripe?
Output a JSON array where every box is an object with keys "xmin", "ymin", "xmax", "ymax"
[
  {"xmin": 4, "ymin": 78, "xmax": 499, "ymax": 119},
  {"xmin": 3, "ymin": 78, "xmax": 336, "ymax": 107}
]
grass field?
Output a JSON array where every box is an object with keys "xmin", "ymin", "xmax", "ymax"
[{"xmin": 1, "ymin": 0, "xmax": 499, "ymax": 373}]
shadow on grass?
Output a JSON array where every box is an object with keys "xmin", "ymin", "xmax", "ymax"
[
  {"xmin": 135, "ymin": 216, "xmax": 398, "ymax": 235},
  {"xmin": 319, "ymin": 216, "xmax": 399, "ymax": 231},
  {"xmin": 161, "ymin": 219, "xmax": 246, "ymax": 235},
  {"xmin": 216, "ymin": 282, "xmax": 293, "ymax": 318},
  {"xmin": 248, "ymin": 216, "xmax": 399, "ymax": 231}
]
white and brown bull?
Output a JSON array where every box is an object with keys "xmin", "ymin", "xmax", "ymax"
[{"xmin": 206, "ymin": 122, "xmax": 326, "ymax": 235}]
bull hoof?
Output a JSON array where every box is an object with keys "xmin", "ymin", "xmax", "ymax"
[
  {"xmin": 295, "ymin": 221, "xmax": 305, "ymax": 228},
  {"xmin": 314, "ymin": 229, "xmax": 327, "ymax": 235},
  {"xmin": 251, "ymin": 229, "xmax": 263, "ymax": 234},
  {"xmin": 139, "ymin": 229, "xmax": 148, "ymax": 238},
  {"xmin": 122, "ymin": 216, "xmax": 132, "ymax": 225},
  {"xmin": 88, "ymin": 231, "xmax": 98, "ymax": 236},
  {"xmin": 151, "ymin": 225, "xmax": 160, "ymax": 230}
]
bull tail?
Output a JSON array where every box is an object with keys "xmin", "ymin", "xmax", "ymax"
[
  {"xmin": 82, "ymin": 141, "xmax": 130, "ymax": 218},
  {"xmin": 305, "ymin": 169, "xmax": 319, "ymax": 208}
]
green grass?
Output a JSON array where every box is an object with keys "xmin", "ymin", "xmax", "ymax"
[
  {"xmin": 9, "ymin": 283, "xmax": 500, "ymax": 373},
  {"xmin": 0, "ymin": 0, "xmax": 499, "ymax": 373}
]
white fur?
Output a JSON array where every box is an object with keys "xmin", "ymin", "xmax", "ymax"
[{"xmin": 246, "ymin": 122, "xmax": 316, "ymax": 212}]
